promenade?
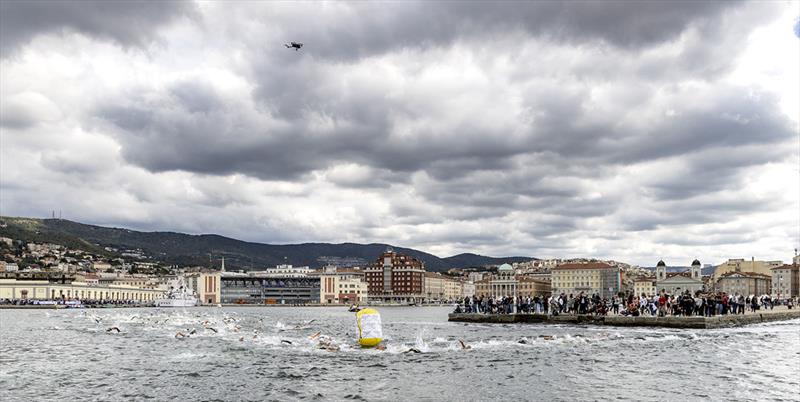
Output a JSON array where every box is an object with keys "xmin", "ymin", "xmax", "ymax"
[{"xmin": 449, "ymin": 307, "xmax": 800, "ymax": 329}]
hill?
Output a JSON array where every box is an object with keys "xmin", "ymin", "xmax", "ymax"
[{"xmin": 0, "ymin": 216, "xmax": 533, "ymax": 272}]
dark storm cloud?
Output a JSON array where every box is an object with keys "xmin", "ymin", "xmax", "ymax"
[
  {"xmin": 0, "ymin": 0, "xmax": 196, "ymax": 57},
  {"xmin": 260, "ymin": 1, "xmax": 744, "ymax": 61}
]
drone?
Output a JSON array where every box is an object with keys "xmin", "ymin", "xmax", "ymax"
[{"xmin": 284, "ymin": 42, "xmax": 303, "ymax": 51}]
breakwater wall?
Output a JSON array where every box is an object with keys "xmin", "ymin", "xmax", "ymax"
[{"xmin": 448, "ymin": 310, "xmax": 800, "ymax": 329}]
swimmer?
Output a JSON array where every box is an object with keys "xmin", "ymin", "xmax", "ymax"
[
  {"xmin": 205, "ymin": 327, "xmax": 218, "ymax": 333},
  {"xmin": 175, "ymin": 332, "xmax": 186, "ymax": 339},
  {"xmin": 540, "ymin": 335, "xmax": 554, "ymax": 341},
  {"xmin": 308, "ymin": 332, "xmax": 321, "ymax": 340},
  {"xmin": 517, "ymin": 339, "xmax": 528, "ymax": 344},
  {"xmin": 316, "ymin": 336, "xmax": 340, "ymax": 352},
  {"xmin": 404, "ymin": 348, "xmax": 422, "ymax": 354},
  {"xmin": 239, "ymin": 336, "xmax": 245, "ymax": 342},
  {"xmin": 458, "ymin": 340, "xmax": 471, "ymax": 350},
  {"xmin": 106, "ymin": 327, "xmax": 121, "ymax": 333},
  {"xmin": 188, "ymin": 329, "xmax": 197, "ymax": 335},
  {"xmin": 281, "ymin": 340, "xmax": 293, "ymax": 345},
  {"xmin": 374, "ymin": 344, "xmax": 386, "ymax": 351}
]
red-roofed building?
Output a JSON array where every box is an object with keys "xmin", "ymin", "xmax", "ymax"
[{"xmin": 364, "ymin": 248, "xmax": 426, "ymax": 303}]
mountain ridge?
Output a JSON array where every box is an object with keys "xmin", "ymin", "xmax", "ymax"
[{"xmin": 0, "ymin": 216, "xmax": 533, "ymax": 272}]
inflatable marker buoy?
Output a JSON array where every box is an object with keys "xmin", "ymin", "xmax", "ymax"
[{"xmin": 356, "ymin": 308, "xmax": 382, "ymax": 347}]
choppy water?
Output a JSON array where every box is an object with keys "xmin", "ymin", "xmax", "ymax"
[{"xmin": 1, "ymin": 306, "xmax": 798, "ymax": 401}]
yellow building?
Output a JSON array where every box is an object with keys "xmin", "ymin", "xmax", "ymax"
[
  {"xmin": 184, "ymin": 272, "xmax": 221, "ymax": 305},
  {"xmin": 424, "ymin": 272, "xmax": 466, "ymax": 302},
  {"xmin": 714, "ymin": 258, "xmax": 781, "ymax": 279},
  {"xmin": 0, "ymin": 278, "xmax": 164, "ymax": 302},
  {"xmin": 443, "ymin": 276, "xmax": 463, "ymax": 301},
  {"xmin": 316, "ymin": 267, "xmax": 368, "ymax": 304},
  {"xmin": 551, "ymin": 262, "xmax": 621, "ymax": 299},
  {"xmin": 517, "ymin": 276, "xmax": 552, "ymax": 298},
  {"xmin": 633, "ymin": 276, "xmax": 657, "ymax": 297}
]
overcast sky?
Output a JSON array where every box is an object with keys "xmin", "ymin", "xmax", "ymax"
[{"xmin": 1, "ymin": 1, "xmax": 798, "ymax": 266}]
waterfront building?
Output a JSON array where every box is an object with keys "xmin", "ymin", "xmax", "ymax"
[
  {"xmin": 472, "ymin": 265, "xmax": 551, "ymax": 298},
  {"xmin": 655, "ymin": 260, "xmax": 704, "ymax": 295},
  {"xmin": 184, "ymin": 272, "xmax": 222, "ymax": 304},
  {"xmin": 313, "ymin": 266, "xmax": 368, "ymax": 304},
  {"xmin": 424, "ymin": 272, "xmax": 446, "ymax": 301},
  {"xmin": 443, "ymin": 275, "xmax": 463, "ymax": 301},
  {"xmin": 363, "ymin": 249, "xmax": 425, "ymax": 303},
  {"xmin": 551, "ymin": 262, "xmax": 621, "ymax": 299},
  {"xmin": 489, "ymin": 264, "xmax": 517, "ymax": 298},
  {"xmin": 220, "ymin": 273, "xmax": 320, "ymax": 304},
  {"xmin": 770, "ymin": 264, "xmax": 799, "ymax": 299},
  {"xmin": 424, "ymin": 272, "xmax": 465, "ymax": 302},
  {"xmin": 714, "ymin": 258, "xmax": 781, "ymax": 279},
  {"xmin": 633, "ymin": 275, "xmax": 657, "ymax": 297},
  {"xmin": 716, "ymin": 271, "xmax": 771, "ymax": 296},
  {"xmin": 461, "ymin": 280, "xmax": 475, "ymax": 298},
  {"xmin": 517, "ymin": 276, "xmax": 552, "ymax": 298},
  {"xmin": 0, "ymin": 278, "xmax": 163, "ymax": 302}
]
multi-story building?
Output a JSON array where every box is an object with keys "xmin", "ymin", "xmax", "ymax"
[
  {"xmin": 0, "ymin": 262, "xmax": 19, "ymax": 272},
  {"xmin": 633, "ymin": 275, "xmax": 657, "ymax": 297},
  {"xmin": 473, "ymin": 265, "xmax": 551, "ymax": 299},
  {"xmin": 0, "ymin": 278, "xmax": 163, "ymax": 302},
  {"xmin": 771, "ymin": 264, "xmax": 799, "ymax": 299},
  {"xmin": 314, "ymin": 266, "xmax": 368, "ymax": 304},
  {"xmin": 517, "ymin": 276, "xmax": 552, "ymax": 298},
  {"xmin": 551, "ymin": 262, "xmax": 621, "ymax": 299},
  {"xmin": 443, "ymin": 276, "xmax": 463, "ymax": 301},
  {"xmin": 184, "ymin": 272, "xmax": 222, "ymax": 305},
  {"xmin": 714, "ymin": 258, "xmax": 781, "ymax": 279},
  {"xmin": 424, "ymin": 272, "xmax": 465, "ymax": 302},
  {"xmin": 656, "ymin": 260, "xmax": 704, "ymax": 295},
  {"xmin": 716, "ymin": 271, "xmax": 771, "ymax": 296},
  {"xmin": 364, "ymin": 249, "xmax": 426, "ymax": 303},
  {"xmin": 461, "ymin": 280, "xmax": 475, "ymax": 298},
  {"xmin": 220, "ymin": 273, "xmax": 320, "ymax": 305},
  {"xmin": 424, "ymin": 272, "xmax": 446, "ymax": 301}
]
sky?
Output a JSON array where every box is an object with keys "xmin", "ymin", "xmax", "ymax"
[{"xmin": 1, "ymin": 1, "xmax": 798, "ymax": 266}]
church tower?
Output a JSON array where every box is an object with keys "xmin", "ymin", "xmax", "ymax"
[
  {"xmin": 656, "ymin": 260, "xmax": 666, "ymax": 281},
  {"xmin": 691, "ymin": 259, "xmax": 701, "ymax": 280}
]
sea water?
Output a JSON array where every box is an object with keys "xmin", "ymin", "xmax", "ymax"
[{"xmin": 0, "ymin": 307, "xmax": 797, "ymax": 401}]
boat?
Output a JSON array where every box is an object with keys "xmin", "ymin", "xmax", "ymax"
[{"xmin": 154, "ymin": 277, "xmax": 198, "ymax": 307}]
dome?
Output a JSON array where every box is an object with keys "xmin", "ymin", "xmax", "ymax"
[
  {"xmin": 656, "ymin": 260, "xmax": 666, "ymax": 267},
  {"xmin": 498, "ymin": 263, "xmax": 513, "ymax": 271},
  {"xmin": 691, "ymin": 259, "xmax": 701, "ymax": 266}
]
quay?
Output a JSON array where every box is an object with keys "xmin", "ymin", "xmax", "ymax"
[{"xmin": 448, "ymin": 309, "xmax": 800, "ymax": 329}]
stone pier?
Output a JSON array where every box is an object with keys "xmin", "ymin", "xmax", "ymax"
[{"xmin": 448, "ymin": 309, "xmax": 800, "ymax": 329}]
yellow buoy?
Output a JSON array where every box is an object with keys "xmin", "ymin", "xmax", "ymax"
[{"xmin": 356, "ymin": 308, "xmax": 382, "ymax": 347}]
